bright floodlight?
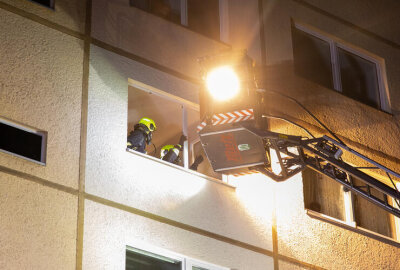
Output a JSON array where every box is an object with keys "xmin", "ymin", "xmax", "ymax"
[{"xmin": 206, "ymin": 66, "xmax": 240, "ymax": 101}]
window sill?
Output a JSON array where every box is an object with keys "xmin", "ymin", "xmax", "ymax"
[
  {"xmin": 306, "ymin": 209, "xmax": 400, "ymax": 247},
  {"xmin": 126, "ymin": 148, "xmax": 235, "ymax": 189},
  {"xmin": 0, "ymin": 149, "xmax": 46, "ymax": 166},
  {"xmin": 329, "ymin": 87, "xmax": 392, "ymax": 116}
]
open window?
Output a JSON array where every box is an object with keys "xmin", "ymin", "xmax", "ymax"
[
  {"xmin": 128, "ymin": 85, "xmax": 184, "ymax": 160},
  {"xmin": 127, "ymin": 80, "xmax": 223, "ymax": 180}
]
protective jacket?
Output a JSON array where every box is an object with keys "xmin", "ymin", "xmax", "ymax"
[
  {"xmin": 161, "ymin": 135, "xmax": 186, "ymax": 164},
  {"xmin": 127, "ymin": 124, "xmax": 151, "ymax": 153}
]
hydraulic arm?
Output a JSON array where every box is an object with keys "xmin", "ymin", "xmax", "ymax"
[
  {"xmin": 241, "ymin": 122, "xmax": 400, "ymax": 218},
  {"xmin": 197, "ymin": 51, "xmax": 400, "ymax": 219}
]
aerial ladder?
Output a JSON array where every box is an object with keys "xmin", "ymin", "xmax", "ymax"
[{"xmin": 197, "ymin": 51, "xmax": 400, "ymax": 218}]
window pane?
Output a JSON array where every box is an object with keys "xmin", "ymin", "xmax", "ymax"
[
  {"xmin": 303, "ymin": 168, "xmax": 345, "ymax": 221},
  {"xmin": 292, "ymin": 27, "xmax": 334, "ymax": 89},
  {"xmin": 159, "ymin": 0, "xmax": 181, "ymax": 24},
  {"xmin": 126, "ymin": 248, "xmax": 182, "ymax": 270},
  {"xmin": 352, "ymin": 178, "xmax": 393, "ymax": 238},
  {"xmin": 338, "ymin": 48, "xmax": 380, "ymax": 109},
  {"xmin": 188, "ymin": 0, "xmax": 220, "ymax": 40},
  {"xmin": 130, "ymin": 0, "xmax": 181, "ymax": 24},
  {"xmin": 0, "ymin": 122, "xmax": 44, "ymax": 162},
  {"xmin": 129, "ymin": 0, "xmax": 151, "ymax": 11}
]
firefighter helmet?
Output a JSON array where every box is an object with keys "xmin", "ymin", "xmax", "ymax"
[
  {"xmin": 160, "ymin": 145, "xmax": 175, "ymax": 159},
  {"xmin": 139, "ymin": 117, "xmax": 157, "ymax": 133}
]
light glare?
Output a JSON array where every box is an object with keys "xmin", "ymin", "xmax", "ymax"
[
  {"xmin": 206, "ymin": 66, "xmax": 240, "ymax": 101},
  {"xmin": 270, "ymin": 149, "xmax": 283, "ymax": 175}
]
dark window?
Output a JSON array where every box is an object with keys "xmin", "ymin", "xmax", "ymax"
[
  {"xmin": 29, "ymin": 0, "xmax": 54, "ymax": 8},
  {"xmin": 292, "ymin": 25, "xmax": 385, "ymax": 111},
  {"xmin": 130, "ymin": 0, "xmax": 181, "ymax": 24},
  {"xmin": 292, "ymin": 26, "xmax": 333, "ymax": 89},
  {"xmin": 129, "ymin": 0, "xmax": 150, "ymax": 11},
  {"xmin": 338, "ymin": 48, "xmax": 380, "ymax": 109},
  {"xmin": 303, "ymin": 168, "xmax": 345, "ymax": 221},
  {"xmin": 303, "ymin": 168, "xmax": 396, "ymax": 239},
  {"xmin": 352, "ymin": 178, "xmax": 393, "ymax": 237},
  {"xmin": 0, "ymin": 121, "xmax": 46, "ymax": 163},
  {"xmin": 126, "ymin": 247, "xmax": 182, "ymax": 270},
  {"xmin": 187, "ymin": 0, "xmax": 220, "ymax": 40},
  {"xmin": 130, "ymin": 0, "xmax": 221, "ymax": 40}
]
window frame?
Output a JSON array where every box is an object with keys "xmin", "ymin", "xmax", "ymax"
[
  {"xmin": 293, "ymin": 22, "xmax": 391, "ymax": 113},
  {"xmin": 128, "ymin": 78, "xmax": 199, "ymax": 169},
  {"xmin": 303, "ymin": 172, "xmax": 400, "ymax": 244},
  {"xmin": 126, "ymin": 242, "xmax": 230, "ymax": 270},
  {"xmin": 187, "ymin": 258, "xmax": 230, "ymax": 270},
  {"xmin": 129, "ymin": 0, "xmax": 229, "ymax": 42},
  {"xmin": 392, "ymin": 183, "xmax": 400, "ymax": 242},
  {"xmin": 0, "ymin": 118, "xmax": 47, "ymax": 165},
  {"xmin": 126, "ymin": 244, "xmax": 185, "ymax": 270},
  {"xmin": 127, "ymin": 79, "xmax": 233, "ymax": 185},
  {"xmin": 342, "ymin": 188, "xmax": 356, "ymax": 227}
]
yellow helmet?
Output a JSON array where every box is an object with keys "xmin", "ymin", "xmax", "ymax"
[
  {"xmin": 139, "ymin": 117, "xmax": 156, "ymax": 133},
  {"xmin": 160, "ymin": 145, "xmax": 175, "ymax": 159}
]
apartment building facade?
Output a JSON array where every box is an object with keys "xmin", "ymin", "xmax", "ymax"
[{"xmin": 0, "ymin": 0, "xmax": 399, "ymax": 269}]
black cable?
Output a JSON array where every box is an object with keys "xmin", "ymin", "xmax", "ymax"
[
  {"xmin": 260, "ymin": 90, "xmax": 400, "ymax": 209},
  {"xmin": 150, "ymin": 143, "xmax": 157, "ymax": 157},
  {"xmin": 262, "ymin": 114, "xmax": 315, "ymax": 139},
  {"xmin": 264, "ymin": 89, "xmax": 346, "ymax": 145}
]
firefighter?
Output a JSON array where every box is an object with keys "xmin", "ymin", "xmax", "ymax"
[
  {"xmin": 160, "ymin": 135, "xmax": 205, "ymax": 170},
  {"xmin": 160, "ymin": 134, "xmax": 186, "ymax": 164},
  {"xmin": 127, "ymin": 117, "xmax": 156, "ymax": 154}
]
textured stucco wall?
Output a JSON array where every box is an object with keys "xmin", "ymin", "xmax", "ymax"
[
  {"xmin": 302, "ymin": 0, "xmax": 400, "ymax": 45},
  {"xmin": 0, "ymin": 0, "xmax": 86, "ymax": 33},
  {"xmin": 83, "ymin": 199, "xmax": 274, "ymax": 270},
  {"xmin": 258, "ymin": 1, "xmax": 400, "ymax": 268},
  {"xmin": 261, "ymin": 0, "xmax": 400, "ymax": 174},
  {"xmin": 91, "ymin": 0, "xmax": 229, "ymax": 79},
  {"xmin": 0, "ymin": 172, "xmax": 78, "ymax": 270},
  {"xmin": 275, "ymin": 175, "xmax": 400, "ymax": 270},
  {"xmin": 0, "ymin": 9, "xmax": 83, "ymax": 188},
  {"xmin": 85, "ymin": 45, "xmax": 274, "ymax": 252},
  {"xmin": 262, "ymin": 0, "xmax": 400, "ymax": 114},
  {"xmin": 3, "ymin": 1, "xmax": 399, "ymax": 269},
  {"xmin": 279, "ymin": 260, "xmax": 308, "ymax": 270}
]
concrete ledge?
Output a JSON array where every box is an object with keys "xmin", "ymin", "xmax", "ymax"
[{"xmin": 127, "ymin": 148, "xmax": 235, "ymax": 189}]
